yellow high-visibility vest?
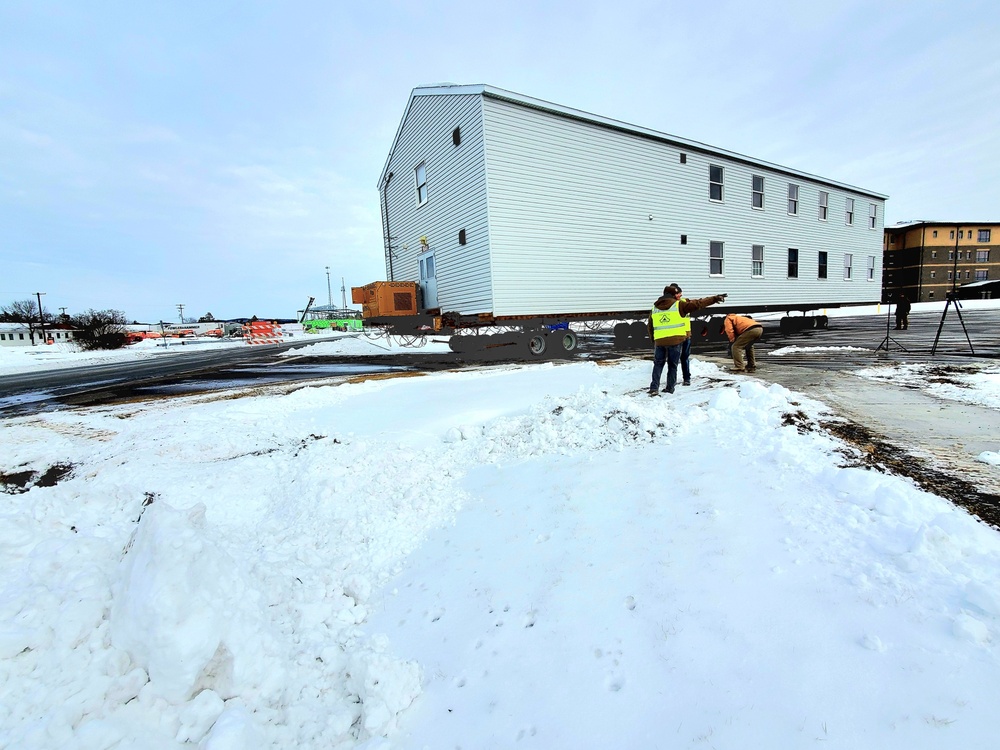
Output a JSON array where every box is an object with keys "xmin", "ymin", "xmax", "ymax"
[
  {"xmin": 681, "ymin": 297, "xmax": 691, "ymax": 335},
  {"xmin": 651, "ymin": 303, "xmax": 684, "ymax": 342}
]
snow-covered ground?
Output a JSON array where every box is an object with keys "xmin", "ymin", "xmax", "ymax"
[{"xmin": 4, "ymin": 341, "xmax": 1000, "ymax": 747}]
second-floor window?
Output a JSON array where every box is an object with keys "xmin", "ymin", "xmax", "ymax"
[
  {"xmin": 844, "ymin": 253, "xmax": 853, "ymax": 279},
  {"xmin": 845, "ymin": 198, "xmax": 855, "ymax": 225},
  {"xmin": 787, "ymin": 184, "xmax": 799, "ymax": 215},
  {"xmin": 710, "ymin": 166, "xmax": 724, "ymax": 201},
  {"xmin": 710, "ymin": 241, "xmax": 724, "ymax": 274},
  {"xmin": 752, "ymin": 176, "xmax": 764, "ymax": 209},
  {"xmin": 818, "ymin": 250, "xmax": 828, "ymax": 279},
  {"xmin": 869, "ymin": 203, "xmax": 878, "ymax": 229},
  {"xmin": 415, "ymin": 163, "xmax": 428, "ymax": 204},
  {"xmin": 819, "ymin": 191, "xmax": 829, "ymax": 220},
  {"xmin": 788, "ymin": 248, "xmax": 799, "ymax": 278},
  {"xmin": 752, "ymin": 245, "xmax": 764, "ymax": 276},
  {"xmin": 978, "ymin": 250, "xmax": 990, "ymax": 262}
]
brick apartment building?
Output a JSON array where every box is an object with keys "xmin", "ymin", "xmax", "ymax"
[{"xmin": 883, "ymin": 221, "xmax": 999, "ymax": 302}]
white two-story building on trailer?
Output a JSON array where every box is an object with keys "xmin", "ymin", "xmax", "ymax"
[{"xmin": 377, "ymin": 84, "xmax": 887, "ymax": 318}]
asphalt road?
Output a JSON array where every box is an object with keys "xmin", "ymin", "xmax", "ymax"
[{"xmin": 1, "ymin": 308, "xmax": 996, "ymax": 416}]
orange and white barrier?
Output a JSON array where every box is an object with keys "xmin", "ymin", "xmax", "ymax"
[{"xmin": 242, "ymin": 321, "xmax": 283, "ymax": 345}]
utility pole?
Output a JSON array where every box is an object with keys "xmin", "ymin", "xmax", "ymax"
[
  {"xmin": 177, "ymin": 304, "xmax": 185, "ymax": 323},
  {"xmin": 325, "ymin": 266, "xmax": 333, "ymax": 309},
  {"xmin": 341, "ymin": 276, "xmax": 347, "ymax": 310},
  {"xmin": 35, "ymin": 292, "xmax": 46, "ymax": 346}
]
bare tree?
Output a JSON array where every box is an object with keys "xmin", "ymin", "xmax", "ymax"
[
  {"xmin": 1, "ymin": 298, "xmax": 51, "ymax": 324},
  {"xmin": 72, "ymin": 309, "xmax": 129, "ymax": 350}
]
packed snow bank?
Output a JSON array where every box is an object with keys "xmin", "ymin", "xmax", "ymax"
[{"xmin": 3, "ymin": 359, "xmax": 1000, "ymax": 748}]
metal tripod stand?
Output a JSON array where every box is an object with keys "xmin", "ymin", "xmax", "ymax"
[
  {"xmin": 875, "ymin": 300, "xmax": 907, "ymax": 353},
  {"xmin": 931, "ymin": 291, "xmax": 975, "ymax": 355}
]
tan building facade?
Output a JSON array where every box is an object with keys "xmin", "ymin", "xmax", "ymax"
[{"xmin": 883, "ymin": 222, "xmax": 999, "ymax": 302}]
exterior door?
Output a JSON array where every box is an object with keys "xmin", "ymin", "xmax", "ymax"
[{"xmin": 419, "ymin": 251, "xmax": 438, "ymax": 309}]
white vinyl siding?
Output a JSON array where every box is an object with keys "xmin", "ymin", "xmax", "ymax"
[
  {"xmin": 383, "ymin": 88, "xmax": 886, "ymax": 317},
  {"xmin": 381, "ymin": 93, "xmax": 492, "ymax": 313}
]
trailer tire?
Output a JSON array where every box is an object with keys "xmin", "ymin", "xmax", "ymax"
[
  {"xmin": 526, "ymin": 333, "xmax": 547, "ymax": 357},
  {"xmin": 560, "ymin": 330, "xmax": 579, "ymax": 353},
  {"xmin": 815, "ymin": 315, "xmax": 829, "ymax": 329}
]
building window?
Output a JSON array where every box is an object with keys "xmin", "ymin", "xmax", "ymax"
[
  {"xmin": 930, "ymin": 271, "xmax": 936, "ymax": 278},
  {"xmin": 709, "ymin": 166, "xmax": 724, "ymax": 201},
  {"xmin": 948, "ymin": 271, "xmax": 953, "ymax": 280},
  {"xmin": 976, "ymin": 269, "xmax": 989, "ymax": 281},
  {"xmin": 932, "ymin": 250, "xmax": 937, "ymax": 258},
  {"xmin": 844, "ymin": 253, "xmax": 853, "ymax": 280},
  {"xmin": 867, "ymin": 255, "xmax": 876, "ymax": 281},
  {"xmin": 966, "ymin": 270, "xmax": 971, "ymax": 279},
  {"xmin": 869, "ymin": 203, "xmax": 877, "ymax": 229},
  {"xmin": 845, "ymin": 198, "xmax": 854, "ymax": 225},
  {"xmin": 978, "ymin": 229, "xmax": 991, "ymax": 242},
  {"xmin": 787, "ymin": 184, "xmax": 799, "ymax": 215},
  {"xmin": 978, "ymin": 249, "xmax": 990, "ymax": 262},
  {"xmin": 752, "ymin": 175, "xmax": 764, "ymax": 209},
  {"xmin": 680, "ymin": 234, "xmax": 687, "ymax": 245},
  {"xmin": 967, "ymin": 251, "xmax": 973, "ymax": 259},
  {"xmin": 933, "ymin": 230, "xmax": 938, "ymax": 238},
  {"xmin": 929, "ymin": 291, "xmax": 935, "ymax": 298},
  {"xmin": 950, "ymin": 230, "xmax": 955, "ymax": 239},
  {"xmin": 710, "ymin": 241, "xmax": 724, "ymax": 274},
  {"xmin": 959, "ymin": 230, "xmax": 965, "ymax": 239},
  {"xmin": 788, "ymin": 248, "xmax": 799, "ymax": 278},
  {"xmin": 452, "ymin": 127, "xmax": 461, "ymax": 146},
  {"xmin": 818, "ymin": 251, "xmax": 828, "ymax": 279},
  {"xmin": 948, "ymin": 250, "xmax": 955, "ymax": 260},
  {"xmin": 680, "ymin": 153, "xmax": 687, "ymax": 164},
  {"xmin": 415, "ymin": 163, "xmax": 428, "ymax": 205},
  {"xmin": 752, "ymin": 245, "xmax": 764, "ymax": 276},
  {"xmin": 19, "ymin": 333, "xmax": 24, "ymax": 340},
  {"xmin": 819, "ymin": 191, "xmax": 828, "ymax": 220}
]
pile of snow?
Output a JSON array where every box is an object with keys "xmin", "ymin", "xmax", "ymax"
[{"xmin": 3, "ymin": 358, "xmax": 1000, "ymax": 747}]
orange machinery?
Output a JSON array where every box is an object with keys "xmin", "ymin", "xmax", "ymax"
[{"xmin": 351, "ymin": 281, "xmax": 418, "ymax": 318}]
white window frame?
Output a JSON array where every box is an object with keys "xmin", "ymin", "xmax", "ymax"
[
  {"xmin": 709, "ymin": 165, "xmax": 724, "ymax": 202},
  {"xmin": 869, "ymin": 203, "xmax": 877, "ymax": 229},
  {"xmin": 751, "ymin": 175, "xmax": 764, "ymax": 209},
  {"xmin": 752, "ymin": 244, "xmax": 764, "ymax": 277},
  {"xmin": 818, "ymin": 250, "xmax": 828, "ymax": 279},
  {"xmin": 845, "ymin": 198, "xmax": 854, "ymax": 225},
  {"xmin": 867, "ymin": 255, "xmax": 876, "ymax": 281},
  {"xmin": 818, "ymin": 191, "xmax": 829, "ymax": 221},
  {"xmin": 709, "ymin": 241, "xmax": 724, "ymax": 275},
  {"xmin": 415, "ymin": 162, "xmax": 428, "ymax": 205},
  {"xmin": 787, "ymin": 184, "xmax": 799, "ymax": 215},
  {"xmin": 787, "ymin": 248, "xmax": 799, "ymax": 278},
  {"xmin": 844, "ymin": 253, "xmax": 853, "ymax": 280}
]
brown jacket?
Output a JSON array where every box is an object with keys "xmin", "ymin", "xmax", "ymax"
[
  {"xmin": 647, "ymin": 294, "xmax": 726, "ymax": 346},
  {"xmin": 722, "ymin": 314, "xmax": 763, "ymax": 342}
]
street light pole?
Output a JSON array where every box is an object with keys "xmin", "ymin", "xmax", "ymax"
[{"xmin": 326, "ymin": 266, "xmax": 333, "ymax": 310}]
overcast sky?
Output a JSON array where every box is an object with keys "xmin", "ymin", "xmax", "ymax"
[{"xmin": 2, "ymin": 0, "xmax": 998, "ymax": 322}]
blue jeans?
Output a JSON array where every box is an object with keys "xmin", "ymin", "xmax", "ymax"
[
  {"xmin": 680, "ymin": 337, "xmax": 691, "ymax": 382},
  {"xmin": 650, "ymin": 343, "xmax": 682, "ymax": 391}
]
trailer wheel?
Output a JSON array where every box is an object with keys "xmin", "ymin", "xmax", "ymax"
[
  {"xmin": 527, "ymin": 333, "xmax": 547, "ymax": 356},
  {"xmin": 560, "ymin": 330, "xmax": 579, "ymax": 352}
]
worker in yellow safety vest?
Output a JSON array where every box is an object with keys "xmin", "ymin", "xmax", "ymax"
[{"xmin": 647, "ymin": 284, "xmax": 727, "ymax": 395}]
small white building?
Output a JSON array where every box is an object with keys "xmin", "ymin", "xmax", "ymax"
[
  {"xmin": 0, "ymin": 322, "xmax": 78, "ymax": 347},
  {"xmin": 377, "ymin": 84, "xmax": 888, "ymax": 316}
]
